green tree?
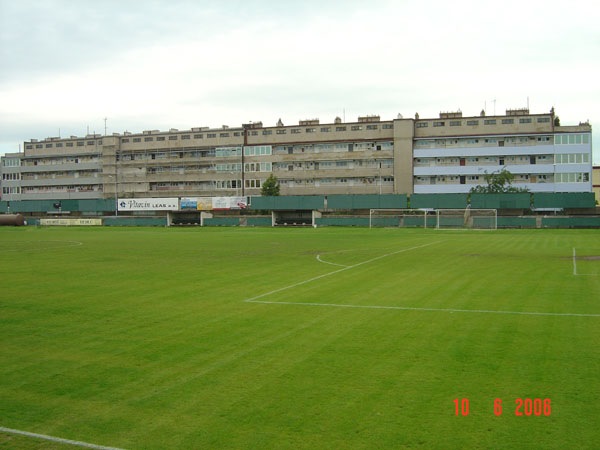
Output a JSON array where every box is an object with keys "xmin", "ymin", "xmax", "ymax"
[
  {"xmin": 261, "ymin": 174, "xmax": 280, "ymax": 196},
  {"xmin": 470, "ymin": 168, "xmax": 529, "ymax": 194}
]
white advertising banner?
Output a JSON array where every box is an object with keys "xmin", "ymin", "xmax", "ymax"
[
  {"xmin": 118, "ymin": 198, "xmax": 179, "ymax": 211},
  {"xmin": 212, "ymin": 196, "xmax": 247, "ymax": 210},
  {"xmin": 40, "ymin": 218, "xmax": 102, "ymax": 226}
]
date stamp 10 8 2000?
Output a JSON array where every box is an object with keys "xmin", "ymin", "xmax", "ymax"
[{"xmin": 453, "ymin": 398, "xmax": 552, "ymax": 417}]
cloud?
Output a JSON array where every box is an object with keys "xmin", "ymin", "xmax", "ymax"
[{"xmin": 0, "ymin": 0, "xmax": 599, "ymax": 162}]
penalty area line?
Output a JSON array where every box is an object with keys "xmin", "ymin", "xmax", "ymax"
[
  {"xmin": 246, "ymin": 300, "xmax": 600, "ymax": 318},
  {"xmin": 244, "ymin": 241, "xmax": 442, "ymax": 303},
  {"xmin": 0, "ymin": 426, "xmax": 125, "ymax": 450}
]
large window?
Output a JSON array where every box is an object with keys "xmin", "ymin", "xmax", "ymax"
[
  {"xmin": 244, "ymin": 145, "xmax": 272, "ymax": 156},
  {"xmin": 244, "ymin": 162, "xmax": 272, "ymax": 172},
  {"xmin": 554, "ymin": 134, "xmax": 590, "ymax": 145},
  {"xmin": 2, "ymin": 158, "xmax": 20, "ymax": 167},
  {"xmin": 216, "ymin": 147, "xmax": 242, "ymax": 157},
  {"xmin": 555, "ymin": 153, "xmax": 590, "ymax": 164},
  {"xmin": 555, "ymin": 173, "xmax": 590, "ymax": 183},
  {"xmin": 216, "ymin": 163, "xmax": 242, "ymax": 172}
]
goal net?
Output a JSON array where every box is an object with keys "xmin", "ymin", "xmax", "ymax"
[
  {"xmin": 435, "ymin": 208, "xmax": 497, "ymax": 230},
  {"xmin": 369, "ymin": 209, "xmax": 431, "ymax": 228}
]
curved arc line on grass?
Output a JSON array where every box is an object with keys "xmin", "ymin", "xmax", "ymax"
[{"xmin": 315, "ymin": 254, "xmax": 349, "ymax": 268}]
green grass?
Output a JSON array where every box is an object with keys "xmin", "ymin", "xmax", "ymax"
[{"xmin": 1, "ymin": 226, "xmax": 599, "ymax": 449}]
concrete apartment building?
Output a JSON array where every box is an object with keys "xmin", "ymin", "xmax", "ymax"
[{"xmin": 1, "ymin": 108, "xmax": 593, "ymax": 205}]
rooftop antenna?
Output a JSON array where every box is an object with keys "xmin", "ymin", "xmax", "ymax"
[{"xmin": 104, "ymin": 117, "xmax": 108, "ymax": 136}]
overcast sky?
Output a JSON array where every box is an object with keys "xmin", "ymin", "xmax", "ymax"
[{"xmin": 1, "ymin": 0, "xmax": 598, "ymax": 162}]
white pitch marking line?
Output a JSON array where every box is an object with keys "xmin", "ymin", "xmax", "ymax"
[
  {"xmin": 0, "ymin": 426, "xmax": 125, "ymax": 450},
  {"xmin": 572, "ymin": 247, "xmax": 598, "ymax": 276},
  {"xmin": 316, "ymin": 254, "xmax": 349, "ymax": 267},
  {"xmin": 244, "ymin": 241, "xmax": 441, "ymax": 303},
  {"xmin": 247, "ymin": 300, "xmax": 600, "ymax": 318},
  {"xmin": 2, "ymin": 240, "xmax": 84, "ymax": 252}
]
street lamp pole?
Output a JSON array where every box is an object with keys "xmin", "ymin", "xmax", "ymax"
[{"xmin": 242, "ymin": 123, "xmax": 252, "ymax": 197}]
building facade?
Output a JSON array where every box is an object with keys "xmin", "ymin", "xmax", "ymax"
[{"xmin": 1, "ymin": 108, "xmax": 593, "ymax": 204}]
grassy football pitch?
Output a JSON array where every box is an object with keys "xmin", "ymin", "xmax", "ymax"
[{"xmin": 1, "ymin": 226, "xmax": 599, "ymax": 449}]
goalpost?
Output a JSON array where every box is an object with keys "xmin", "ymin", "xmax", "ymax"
[
  {"xmin": 369, "ymin": 209, "xmax": 431, "ymax": 228},
  {"xmin": 435, "ymin": 208, "xmax": 497, "ymax": 230}
]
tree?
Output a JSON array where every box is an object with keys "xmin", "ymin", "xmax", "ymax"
[
  {"xmin": 470, "ymin": 169, "xmax": 529, "ymax": 194},
  {"xmin": 261, "ymin": 174, "xmax": 280, "ymax": 196}
]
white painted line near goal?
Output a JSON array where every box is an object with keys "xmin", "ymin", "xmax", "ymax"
[
  {"xmin": 247, "ymin": 300, "xmax": 600, "ymax": 318},
  {"xmin": 0, "ymin": 426, "xmax": 125, "ymax": 450},
  {"xmin": 572, "ymin": 247, "xmax": 598, "ymax": 276},
  {"xmin": 3, "ymin": 240, "xmax": 84, "ymax": 252},
  {"xmin": 316, "ymin": 254, "xmax": 349, "ymax": 267},
  {"xmin": 244, "ymin": 241, "xmax": 441, "ymax": 303}
]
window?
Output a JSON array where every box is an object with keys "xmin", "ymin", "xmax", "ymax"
[
  {"xmin": 244, "ymin": 145, "xmax": 272, "ymax": 156},
  {"xmin": 144, "ymin": 137, "xmax": 153, "ymax": 142},
  {"xmin": 168, "ymin": 135, "xmax": 177, "ymax": 140},
  {"xmin": 291, "ymin": 129, "xmax": 301, "ymax": 134},
  {"xmin": 484, "ymin": 119, "xmax": 497, "ymax": 125},
  {"xmin": 207, "ymin": 133, "xmax": 216, "ymax": 138},
  {"xmin": 45, "ymin": 143, "xmax": 52, "ymax": 148},
  {"xmin": 157, "ymin": 136, "xmax": 166, "ymax": 141},
  {"xmin": 216, "ymin": 147, "xmax": 242, "ymax": 157},
  {"xmin": 366, "ymin": 125, "xmax": 378, "ymax": 130},
  {"xmin": 336, "ymin": 126, "xmax": 347, "ymax": 132},
  {"xmin": 537, "ymin": 117, "xmax": 551, "ymax": 123},
  {"xmin": 245, "ymin": 179, "xmax": 262, "ymax": 188},
  {"xmin": 220, "ymin": 133, "xmax": 230, "ymax": 137},
  {"xmin": 433, "ymin": 121, "xmax": 445, "ymax": 127},
  {"xmin": 416, "ymin": 122, "xmax": 428, "ymax": 128},
  {"xmin": 466, "ymin": 120, "xmax": 479, "ymax": 126},
  {"xmin": 306, "ymin": 128, "xmax": 316, "ymax": 133},
  {"xmin": 276, "ymin": 129, "xmax": 286, "ymax": 134},
  {"xmin": 382, "ymin": 124, "xmax": 393, "ymax": 129},
  {"xmin": 555, "ymin": 134, "xmax": 590, "ymax": 145},
  {"xmin": 66, "ymin": 142, "xmax": 74, "ymax": 147},
  {"xmin": 77, "ymin": 141, "xmax": 84, "ymax": 146},
  {"xmin": 519, "ymin": 118, "xmax": 532, "ymax": 124},
  {"xmin": 351, "ymin": 125, "xmax": 362, "ymax": 131},
  {"xmin": 182, "ymin": 135, "xmax": 190, "ymax": 140},
  {"xmin": 244, "ymin": 162, "xmax": 272, "ymax": 172},
  {"xmin": 321, "ymin": 127, "xmax": 331, "ymax": 132},
  {"xmin": 133, "ymin": 138, "xmax": 141, "ymax": 142},
  {"xmin": 449, "ymin": 120, "xmax": 461, "ymax": 126},
  {"xmin": 502, "ymin": 119, "xmax": 514, "ymax": 124},
  {"xmin": 194, "ymin": 134, "xmax": 203, "ymax": 139}
]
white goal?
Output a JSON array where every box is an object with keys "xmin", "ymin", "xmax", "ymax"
[
  {"xmin": 369, "ymin": 209, "xmax": 431, "ymax": 228},
  {"xmin": 435, "ymin": 208, "xmax": 497, "ymax": 230}
]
